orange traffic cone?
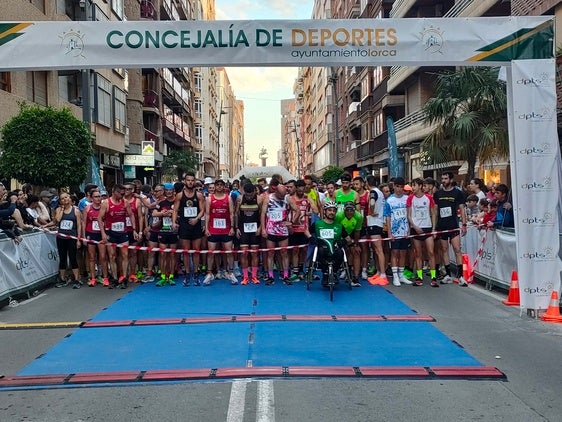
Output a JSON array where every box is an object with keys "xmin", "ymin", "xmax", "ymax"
[
  {"xmin": 462, "ymin": 254, "xmax": 474, "ymax": 284},
  {"xmin": 541, "ymin": 290, "xmax": 562, "ymax": 323},
  {"xmin": 502, "ymin": 270, "xmax": 520, "ymax": 306}
]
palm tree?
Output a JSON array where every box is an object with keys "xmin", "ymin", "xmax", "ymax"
[{"xmin": 421, "ymin": 67, "xmax": 509, "ymax": 183}]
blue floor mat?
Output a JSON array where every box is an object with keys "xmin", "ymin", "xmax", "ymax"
[{"xmin": 92, "ymin": 278, "xmax": 414, "ymax": 321}]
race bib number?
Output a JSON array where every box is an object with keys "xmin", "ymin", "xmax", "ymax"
[
  {"xmin": 414, "ymin": 208, "xmax": 429, "ymax": 220},
  {"xmin": 440, "ymin": 207, "xmax": 453, "ymax": 218},
  {"xmin": 126, "ymin": 217, "xmax": 132, "ymax": 227},
  {"xmin": 366, "ymin": 215, "xmax": 377, "ymax": 227},
  {"xmin": 111, "ymin": 222, "xmax": 125, "ymax": 232},
  {"xmin": 91, "ymin": 220, "xmax": 100, "ymax": 232},
  {"xmin": 319, "ymin": 228, "xmax": 335, "ymax": 239},
  {"xmin": 184, "ymin": 207, "xmax": 197, "ymax": 218},
  {"xmin": 243, "ymin": 222, "xmax": 258, "ymax": 233},
  {"xmin": 162, "ymin": 217, "xmax": 172, "ymax": 228},
  {"xmin": 269, "ymin": 210, "xmax": 283, "ymax": 222},
  {"xmin": 213, "ymin": 218, "xmax": 226, "ymax": 229},
  {"xmin": 60, "ymin": 220, "xmax": 73, "ymax": 230},
  {"xmin": 393, "ymin": 208, "xmax": 406, "ymax": 219}
]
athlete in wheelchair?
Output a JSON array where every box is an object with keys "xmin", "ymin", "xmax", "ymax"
[{"xmin": 304, "ymin": 200, "xmax": 353, "ymax": 297}]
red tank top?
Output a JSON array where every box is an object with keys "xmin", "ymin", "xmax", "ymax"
[
  {"xmin": 85, "ymin": 205, "xmax": 101, "ymax": 233},
  {"xmin": 208, "ymin": 194, "xmax": 231, "ymax": 235},
  {"xmin": 291, "ymin": 194, "xmax": 310, "ymax": 233},
  {"xmin": 359, "ymin": 191, "xmax": 369, "ymax": 223},
  {"xmin": 125, "ymin": 197, "xmax": 138, "ymax": 232},
  {"xmin": 105, "ymin": 197, "xmax": 127, "ymax": 232}
]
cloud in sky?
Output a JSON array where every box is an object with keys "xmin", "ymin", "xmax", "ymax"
[{"xmin": 215, "ymin": 1, "xmax": 313, "ymax": 165}]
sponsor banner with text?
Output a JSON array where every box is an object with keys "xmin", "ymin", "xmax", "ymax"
[
  {"xmin": 0, "ymin": 17, "xmax": 553, "ymax": 70},
  {"xmin": 510, "ymin": 59, "xmax": 562, "ymax": 310}
]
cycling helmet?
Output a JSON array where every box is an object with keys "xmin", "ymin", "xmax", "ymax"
[
  {"xmin": 323, "ymin": 200, "xmax": 337, "ymax": 210},
  {"xmin": 344, "ymin": 201, "xmax": 356, "ymax": 211}
]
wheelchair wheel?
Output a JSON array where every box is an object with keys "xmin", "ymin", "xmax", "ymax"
[
  {"xmin": 327, "ymin": 263, "xmax": 335, "ymax": 302},
  {"xmin": 305, "ymin": 261, "xmax": 314, "ymax": 291},
  {"xmin": 343, "ymin": 262, "xmax": 353, "ymax": 291}
]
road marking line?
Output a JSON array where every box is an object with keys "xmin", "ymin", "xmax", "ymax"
[
  {"xmin": 256, "ymin": 380, "xmax": 275, "ymax": 422},
  {"xmin": 226, "ymin": 380, "xmax": 248, "ymax": 422}
]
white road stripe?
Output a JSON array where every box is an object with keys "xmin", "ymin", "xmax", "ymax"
[
  {"xmin": 226, "ymin": 380, "xmax": 248, "ymax": 422},
  {"xmin": 256, "ymin": 380, "xmax": 275, "ymax": 422}
]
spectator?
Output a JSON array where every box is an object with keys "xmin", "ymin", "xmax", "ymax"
[
  {"xmin": 474, "ymin": 198, "xmax": 489, "ymax": 225},
  {"xmin": 465, "ymin": 194, "xmax": 480, "ymax": 223},
  {"xmin": 25, "ymin": 195, "xmax": 42, "ymax": 227},
  {"xmin": 38, "ymin": 190, "xmax": 54, "ymax": 224},
  {"xmin": 491, "ymin": 183, "xmax": 514, "ymax": 228},
  {"xmin": 483, "ymin": 200, "xmax": 498, "ymax": 226},
  {"xmin": 468, "ymin": 178, "xmax": 486, "ymax": 201}
]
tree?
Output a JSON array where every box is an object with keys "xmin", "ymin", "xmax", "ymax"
[
  {"xmin": 421, "ymin": 67, "xmax": 509, "ymax": 183},
  {"xmin": 321, "ymin": 166, "xmax": 344, "ymax": 183},
  {"xmin": 0, "ymin": 104, "xmax": 92, "ymax": 188},
  {"xmin": 161, "ymin": 149, "xmax": 200, "ymax": 181}
]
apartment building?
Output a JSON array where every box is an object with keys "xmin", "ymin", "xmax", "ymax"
[
  {"xmin": 301, "ymin": 0, "xmax": 562, "ymax": 183},
  {"xmin": 0, "ymin": 0, "xmax": 243, "ymax": 187}
]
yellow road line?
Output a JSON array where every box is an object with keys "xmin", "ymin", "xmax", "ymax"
[{"xmin": 0, "ymin": 321, "xmax": 82, "ymax": 330}]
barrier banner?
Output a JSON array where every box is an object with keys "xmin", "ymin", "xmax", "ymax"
[
  {"xmin": 0, "ymin": 17, "xmax": 553, "ymax": 70},
  {"xmin": 509, "ymin": 59, "xmax": 562, "ymax": 310},
  {"xmin": 0, "ymin": 232, "xmax": 59, "ymax": 301}
]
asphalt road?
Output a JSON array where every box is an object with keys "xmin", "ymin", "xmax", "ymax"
[{"xmin": 0, "ymin": 280, "xmax": 561, "ymax": 422}]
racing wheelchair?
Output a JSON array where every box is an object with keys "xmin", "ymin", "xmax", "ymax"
[{"xmin": 305, "ymin": 236, "xmax": 352, "ymax": 301}]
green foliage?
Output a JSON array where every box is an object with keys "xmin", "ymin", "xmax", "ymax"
[
  {"xmin": 0, "ymin": 104, "xmax": 92, "ymax": 187},
  {"xmin": 321, "ymin": 166, "xmax": 344, "ymax": 183},
  {"xmin": 161, "ymin": 149, "xmax": 200, "ymax": 181},
  {"xmin": 421, "ymin": 67, "xmax": 508, "ymax": 183}
]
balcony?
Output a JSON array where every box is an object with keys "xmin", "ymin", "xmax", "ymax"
[
  {"xmin": 393, "ymin": 109, "xmax": 435, "ymax": 146},
  {"xmin": 143, "ymin": 89, "xmax": 160, "ymax": 112},
  {"xmin": 140, "ymin": 0, "xmax": 156, "ymax": 20},
  {"xmin": 389, "ymin": 0, "xmax": 416, "ymax": 18},
  {"xmin": 144, "ymin": 128, "xmax": 159, "ymax": 143},
  {"xmin": 388, "ymin": 65, "xmax": 418, "ymax": 92},
  {"xmin": 356, "ymin": 134, "xmax": 388, "ymax": 162}
]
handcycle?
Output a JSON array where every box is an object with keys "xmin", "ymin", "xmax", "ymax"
[{"xmin": 305, "ymin": 237, "xmax": 352, "ymax": 301}]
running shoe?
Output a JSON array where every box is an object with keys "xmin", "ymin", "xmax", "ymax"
[
  {"xmin": 227, "ymin": 272, "xmax": 238, "ymax": 285},
  {"xmin": 400, "ymin": 275, "xmax": 413, "ymax": 285},
  {"xmin": 367, "ymin": 266, "xmax": 376, "ymax": 276},
  {"xmin": 54, "ymin": 279, "xmax": 68, "ymax": 288},
  {"xmin": 167, "ymin": 274, "xmax": 176, "ymax": 286},
  {"xmin": 102, "ymin": 277, "xmax": 110, "ymax": 287},
  {"xmin": 233, "ymin": 267, "xmax": 242, "ymax": 277},
  {"xmin": 376, "ymin": 275, "xmax": 389, "ymax": 286},
  {"xmin": 143, "ymin": 271, "xmax": 155, "ymax": 283},
  {"xmin": 430, "ymin": 278, "xmax": 439, "ymax": 288},
  {"xmin": 265, "ymin": 276, "xmax": 275, "ymax": 286},
  {"xmin": 367, "ymin": 273, "xmax": 380, "ymax": 285},
  {"xmin": 413, "ymin": 278, "xmax": 424, "ymax": 287},
  {"xmin": 88, "ymin": 278, "xmax": 96, "ymax": 287},
  {"xmin": 216, "ymin": 270, "xmax": 225, "ymax": 280},
  {"xmin": 440, "ymin": 275, "xmax": 453, "ymax": 284},
  {"xmin": 128, "ymin": 273, "xmax": 139, "ymax": 283},
  {"xmin": 182, "ymin": 274, "xmax": 191, "ymax": 287},
  {"xmin": 458, "ymin": 276, "xmax": 468, "ymax": 287},
  {"xmin": 338, "ymin": 269, "xmax": 346, "ymax": 279},
  {"xmin": 72, "ymin": 280, "xmax": 82, "ymax": 289},
  {"xmin": 251, "ymin": 275, "xmax": 260, "ymax": 284},
  {"xmin": 202, "ymin": 273, "xmax": 215, "ymax": 286},
  {"xmin": 241, "ymin": 276, "xmax": 249, "ymax": 285},
  {"xmin": 156, "ymin": 275, "xmax": 168, "ymax": 287},
  {"xmin": 289, "ymin": 272, "xmax": 300, "ymax": 282},
  {"xmin": 117, "ymin": 276, "xmax": 126, "ymax": 284},
  {"xmin": 283, "ymin": 276, "xmax": 292, "ymax": 286},
  {"xmin": 403, "ymin": 268, "xmax": 414, "ymax": 279},
  {"xmin": 351, "ymin": 279, "xmax": 361, "ymax": 287},
  {"xmin": 392, "ymin": 277, "xmax": 401, "ymax": 287},
  {"xmin": 193, "ymin": 274, "xmax": 201, "ymax": 286},
  {"xmin": 361, "ymin": 269, "xmax": 368, "ymax": 280}
]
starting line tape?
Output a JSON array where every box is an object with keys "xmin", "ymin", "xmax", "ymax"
[{"xmin": 35, "ymin": 225, "xmax": 484, "ymax": 255}]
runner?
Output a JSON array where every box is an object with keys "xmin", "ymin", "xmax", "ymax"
[
  {"xmin": 335, "ymin": 201, "xmax": 363, "ymax": 287},
  {"xmin": 366, "ymin": 177, "xmax": 389, "ymax": 286},
  {"xmin": 353, "ymin": 175, "xmax": 370, "ymax": 280},
  {"xmin": 334, "ymin": 172, "xmax": 359, "ymax": 212},
  {"xmin": 81, "ymin": 188, "xmax": 109, "ymax": 287},
  {"xmin": 123, "ymin": 182, "xmax": 143, "ymax": 283},
  {"xmin": 154, "ymin": 183, "xmax": 178, "ymax": 286},
  {"xmin": 172, "ymin": 172, "xmax": 205, "ymax": 286},
  {"xmin": 406, "ymin": 178, "xmax": 438, "ymax": 287},
  {"xmin": 234, "ymin": 182, "xmax": 263, "ymax": 285}
]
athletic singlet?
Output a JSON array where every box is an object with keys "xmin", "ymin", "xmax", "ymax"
[
  {"xmin": 125, "ymin": 197, "xmax": 138, "ymax": 232},
  {"xmin": 208, "ymin": 194, "xmax": 231, "ymax": 235},
  {"xmin": 85, "ymin": 205, "xmax": 101, "ymax": 233},
  {"xmin": 158, "ymin": 199, "xmax": 175, "ymax": 232},
  {"xmin": 358, "ymin": 191, "xmax": 369, "ymax": 222},
  {"xmin": 105, "ymin": 197, "xmax": 127, "ymax": 233},
  {"xmin": 265, "ymin": 193, "xmax": 289, "ymax": 237},
  {"xmin": 311, "ymin": 219, "xmax": 345, "ymax": 254},
  {"xmin": 58, "ymin": 206, "xmax": 78, "ymax": 236},
  {"xmin": 406, "ymin": 194, "xmax": 435, "ymax": 229},
  {"xmin": 178, "ymin": 189, "xmax": 200, "ymax": 222},
  {"xmin": 335, "ymin": 189, "xmax": 356, "ymax": 212},
  {"xmin": 291, "ymin": 194, "xmax": 310, "ymax": 233},
  {"xmin": 238, "ymin": 194, "xmax": 260, "ymax": 234}
]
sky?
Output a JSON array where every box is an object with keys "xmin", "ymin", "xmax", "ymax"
[{"xmin": 215, "ymin": 1, "xmax": 314, "ymax": 165}]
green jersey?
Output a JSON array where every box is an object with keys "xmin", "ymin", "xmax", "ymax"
[
  {"xmin": 335, "ymin": 210, "xmax": 363, "ymax": 235},
  {"xmin": 311, "ymin": 219, "xmax": 346, "ymax": 254},
  {"xmin": 335, "ymin": 189, "xmax": 356, "ymax": 212}
]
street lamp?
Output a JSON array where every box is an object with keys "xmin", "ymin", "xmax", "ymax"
[
  {"xmin": 290, "ymin": 123, "xmax": 302, "ymax": 179},
  {"xmin": 329, "ymin": 67, "xmax": 340, "ymax": 168}
]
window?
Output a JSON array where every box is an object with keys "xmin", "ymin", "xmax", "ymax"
[
  {"xmin": 27, "ymin": 71, "xmax": 48, "ymax": 106},
  {"xmin": 194, "ymin": 72, "xmax": 202, "ymax": 93},
  {"xmin": 373, "ymin": 66, "xmax": 383, "ymax": 88},
  {"xmin": 373, "ymin": 111, "xmax": 384, "ymax": 137},
  {"xmin": 30, "ymin": 0, "xmax": 45, "ymax": 13},
  {"xmin": 94, "ymin": 74, "xmax": 112, "ymax": 127},
  {"xmin": 194, "ymin": 99, "xmax": 202, "ymax": 119},
  {"xmin": 113, "ymin": 86, "xmax": 126, "ymax": 134},
  {"xmin": 0, "ymin": 72, "xmax": 11, "ymax": 92},
  {"xmin": 94, "ymin": 5, "xmax": 109, "ymax": 21},
  {"xmin": 195, "ymin": 124, "xmax": 203, "ymax": 144},
  {"xmin": 111, "ymin": 0, "xmax": 124, "ymax": 20},
  {"xmin": 58, "ymin": 70, "xmax": 81, "ymax": 103}
]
